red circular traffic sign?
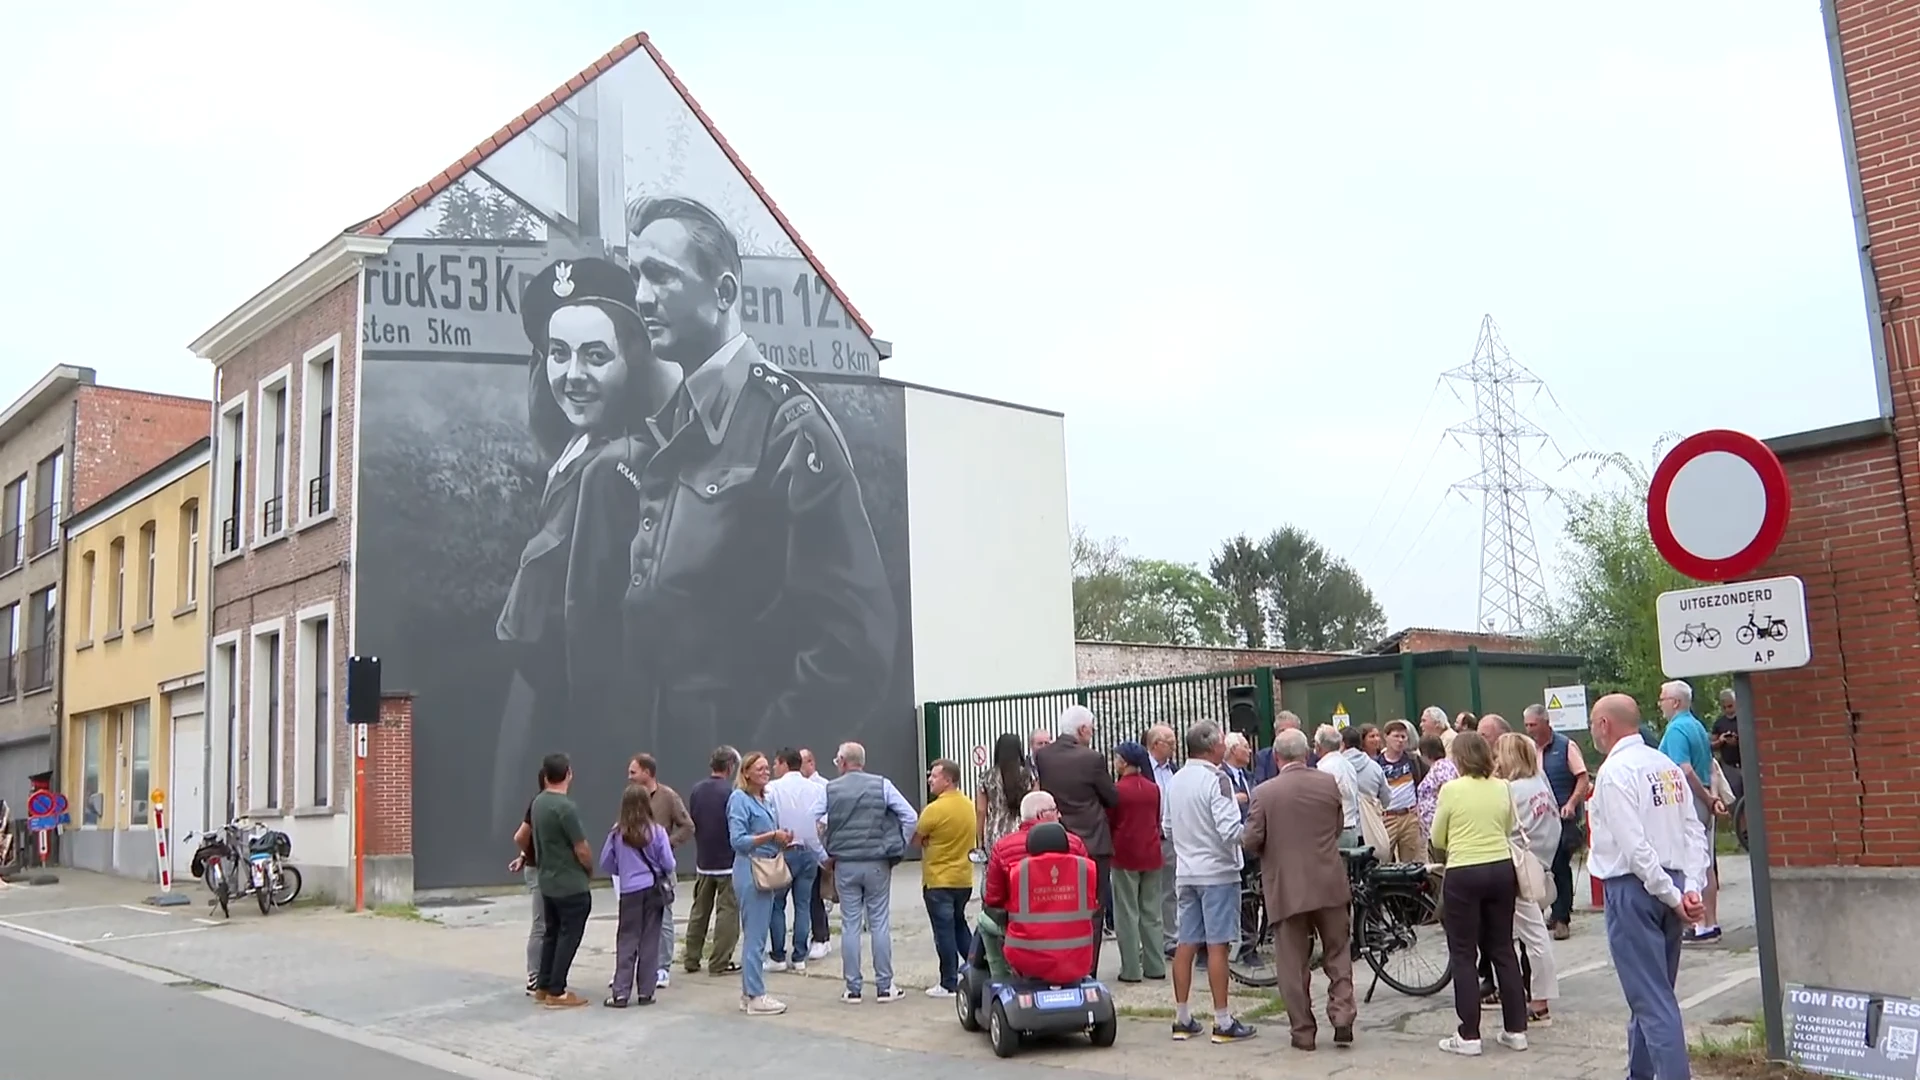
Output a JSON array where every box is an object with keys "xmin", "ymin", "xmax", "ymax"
[{"xmin": 1647, "ymin": 429, "xmax": 1791, "ymax": 582}]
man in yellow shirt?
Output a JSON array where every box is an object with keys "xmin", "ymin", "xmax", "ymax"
[{"xmin": 914, "ymin": 758, "xmax": 978, "ymax": 998}]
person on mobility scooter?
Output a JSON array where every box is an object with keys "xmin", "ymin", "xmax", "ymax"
[{"xmin": 957, "ymin": 792, "xmax": 1119, "ymax": 1057}]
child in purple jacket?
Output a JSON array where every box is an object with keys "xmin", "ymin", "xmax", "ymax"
[{"xmin": 599, "ymin": 783, "xmax": 677, "ymax": 1006}]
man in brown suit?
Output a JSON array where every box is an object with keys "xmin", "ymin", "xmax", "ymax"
[
  {"xmin": 1242, "ymin": 728, "xmax": 1357, "ymax": 1051},
  {"xmin": 1035, "ymin": 705, "xmax": 1119, "ymax": 969}
]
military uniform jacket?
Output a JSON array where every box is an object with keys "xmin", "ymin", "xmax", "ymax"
[{"xmin": 575, "ymin": 336, "xmax": 896, "ymax": 751}]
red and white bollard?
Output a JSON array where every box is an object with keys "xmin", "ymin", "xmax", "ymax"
[{"xmin": 146, "ymin": 791, "xmax": 188, "ymax": 906}]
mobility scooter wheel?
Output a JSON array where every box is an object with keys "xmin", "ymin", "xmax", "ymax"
[
  {"xmin": 956, "ymin": 975, "xmax": 982, "ymax": 1032},
  {"xmin": 1090, "ymin": 1017, "xmax": 1118, "ymax": 1047},
  {"xmin": 988, "ymin": 1000, "xmax": 1020, "ymax": 1058}
]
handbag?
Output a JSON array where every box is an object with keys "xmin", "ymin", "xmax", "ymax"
[
  {"xmin": 635, "ymin": 833, "xmax": 674, "ymax": 906},
  {"xmin": 751, "ymin": 852, "xmax": 791, "ymax": 891},
  {"xmin": 1506, "ymin": 781, "xmax": 1550, "ymax": 909}
]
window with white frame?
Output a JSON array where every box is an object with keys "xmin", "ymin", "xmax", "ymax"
[
  {"xmin": 1, "ymin": 476, "xmax": 23, "ymax": 572},
  {"xmin": 212, "ymin": 637, "xmax": 239, "ymax": 818},
  {"xmin": 297, "ymin": 608, "xmax": 332, "ymax": 808},
  {"xmin": 251, "ymin": 625, "xmax": 284, "ymax": 812},
  {"xmin": 138, "ymin": 521, "xmax": 156, "ymax": 624},
  {"xmin": 179, "ymin": 501, "xmax": 200, "ymax": 607},
  {"xmin": 217, "ymin": 399, "xmax": 246, "ymax": 556},
  {"xmin": 31, "ymin": 451, "xmax": 61, "ymax": 556},
  {"xmin": 108, "ymin": 538, "xmax": 125, "ymax": 632},
  {"xmin": 0, "ymin": 602, "xmax": 16, "ymax": 699},
  {"xmin": 301, "ymin": 339, "xmax": 338, "ymax": 520},
  {"xmin": 129, "ymin": 700, "xmax": 151, "ymax": 826},
  {"xmin": 257, "ymin": 372, "xmax": 290, "ymax": 539}
]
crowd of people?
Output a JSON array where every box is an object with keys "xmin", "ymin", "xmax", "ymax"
[{"xmin": 501, "ymin": 678, "xmax": 1730, "ymax": 1077}]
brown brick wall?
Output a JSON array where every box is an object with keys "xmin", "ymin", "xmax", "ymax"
[
  {"xmin": 210, "ymin": 275, "xmax": 358, "ymax": 816},
  {"xmin": 71, "ymin": 387, "xmax": 210, "ymax": 514},
  {"xmin": 366, "ymin": 693, "xmax": 413, "ymax": 857},
  {"xmin": 1074, "ymin": 640, "xmax": 1344, "ymax": 685},
  {"xmin": 1389, "ymin": 628, "xmax": 1543, "ymax": 654},
  {"xmin": 1748, "ymin": 0, "xmax": 1920, "ymax": 869}
]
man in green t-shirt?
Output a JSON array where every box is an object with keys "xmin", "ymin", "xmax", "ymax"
[{"xmin": 529, "ymin": 752, "xmax": 594, "ymax": 1007}]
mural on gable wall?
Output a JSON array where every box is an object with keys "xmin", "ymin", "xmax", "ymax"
[{"xmin": 354, "ymin": 45, "xmax": 914, "ymax": 887}]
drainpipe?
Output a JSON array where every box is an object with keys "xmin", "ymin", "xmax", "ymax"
[
  {"xmin": 1399, "ymin": 652, "xmax": 1417, "ymax": 724},
  {"xmin": 1467, "ymin": 646, "xmax": 1483, "ymax": 717},
  {"xmin": 205, "ymin": 375, "xmax": 225, "ymax": 827}
]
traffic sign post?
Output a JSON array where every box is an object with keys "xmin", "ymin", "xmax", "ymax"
[{"xmin": 1647, "ymin": 429, "xmax": 1793, "ymax": 1061}]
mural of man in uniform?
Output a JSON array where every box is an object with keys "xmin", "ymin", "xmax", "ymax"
[
  {"xmin": 574, "ymin": 194, "xmax": 896, "ymax": 777},
  {"xmin": 492, "ymin": 256, "xmax": 676, "ymax": 833}
]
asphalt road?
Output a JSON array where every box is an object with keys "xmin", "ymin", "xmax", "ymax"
[{"xmin": 0, "ymin": 934, "xmax": 489, "ymax": 1079}]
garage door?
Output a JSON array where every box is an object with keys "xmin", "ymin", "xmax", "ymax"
[{"xmin": 0, "ymin": 733, "xmax": 51, "ymax": 821}]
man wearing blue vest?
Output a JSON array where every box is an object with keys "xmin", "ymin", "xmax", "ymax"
[
  {"xmin": 1524, "ymin": 705, "xmax": 1591, "ymax": 940},
  {"xmin": 822, "ymin": 741, "xmax": 918, "ymax": 1002}
]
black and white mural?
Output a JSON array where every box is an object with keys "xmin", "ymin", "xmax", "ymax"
[{"xmin": 355, "ymin": 44, "xmax": 913, "ymax": 887}]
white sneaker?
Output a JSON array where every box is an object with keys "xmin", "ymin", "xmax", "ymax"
[
  {"xmin": 874, "ymin": 986, "xmax": 906, "ymax": 1003},
  {"xmin": 840, "ymin": 989, "xmax": 863, "ymax": 1003},
  {"xmin": 790, "ymin": 961, "xmax": 806, "ymax": 974},
  {"xmin": 1496, "ymin": 1031, "xmax": 1528, "ymax": 1052},
  {"xmin": 1439, "ymin": 1035, "xmax": 1483, "ymax": 1056},
  {"xmin": 926, "ymin": 986, "xmax": 955, "ymax": 998},
  {"xmin": 807, "ymin": 941, "xmax": 831, "ymax": 961},
  {"xmin": 739, "ymin": 994, "xmax": 749, "ymax": 1012},
  {"xmin": 655, "ymin": 969, "xmax": 670, "ymax": 989},
  {"xmin": 769, "ymin": 959, "xmax": 791, "ymax": 973},
  {"xmin": 746, "ymin": 995, "xmax": 787, "ymax": 1015}
]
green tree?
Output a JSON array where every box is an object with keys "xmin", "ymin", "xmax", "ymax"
[
  {"xmin": 1539, "ymin": 443, "xmax": 1728, "ymax": 719},
  {"xmin": 1073, "ymin": 529, "xmax": 1233, "ymax": 646},
  {"xmin": 430, "ymin": 178, "xmax": 541, "ymax": 241},
  {"xmin": 1208, "ymin": 526, "xmax": 1388, "ymax": 650}
]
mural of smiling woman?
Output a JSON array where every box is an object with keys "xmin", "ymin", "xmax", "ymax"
[{"xmin": 491, "ymin": 256, "xmax": 679, "ymax": 837}]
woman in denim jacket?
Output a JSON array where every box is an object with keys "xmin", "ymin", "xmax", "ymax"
[{"xmin": 729, "ymin": 752, "xmax": 794, "ymax": 1015}]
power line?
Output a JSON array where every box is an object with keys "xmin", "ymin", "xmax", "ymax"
[{"xmin": 1443, "ymin": 315, "xmax": 1555, "ymax": 634}]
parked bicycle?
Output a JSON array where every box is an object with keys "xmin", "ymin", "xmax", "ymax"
[
  {"xmin": 1673, "ymin": 622, "xmax": 1722, "ymax": 651},
  {"xmin": 1228, "ymin": 845, "xmax": 1451, "ymax": 1000},
  {"xmin": 1735, "ymin": 611, "xmax": 1790, "ymax": 645},
  {"xmin": 1731, "ymin": 795, "xmax": 1750, "ymax": 853}
]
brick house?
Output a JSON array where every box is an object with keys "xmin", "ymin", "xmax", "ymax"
[
  {"xmin": 0, "ymin": 365, "xmax": 206, "ymax": 830},
  {"xmin": 1747, "ymin": 0, "xmax": 1920, "ymax": 997}
]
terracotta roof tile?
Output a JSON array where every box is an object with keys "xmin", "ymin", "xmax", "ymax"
[{"xmin": 349, "ymin": 32, "xmax": 873, "ymax": 339}]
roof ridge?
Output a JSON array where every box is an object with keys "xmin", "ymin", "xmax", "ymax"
[{"xmin": 348, "ymin": 32, "xmax": 872, "ymax": 339}]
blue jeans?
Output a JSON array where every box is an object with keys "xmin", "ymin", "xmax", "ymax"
[
  {"xmin": 836, "ymin": 859, "xmax": 894, "ymax": 995},
  {"xmin": 770, "ymin": 847, "xmax": 820, "ymax": 962},
  {"xmin": 732, "ymin": 861, "xmax": 776, "ymax": 999},
  {"xmin": 924, "ymin": 887, "xmax": 973, "ymax": 991},
  {"xmin": 1604, "ymin": 871, "xmax": 1689, "ymax": 1080}
]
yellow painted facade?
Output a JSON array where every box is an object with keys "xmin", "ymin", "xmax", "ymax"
[{"xmin": 62, "ymin": 457, "xmax": 207, "ymax": 835}]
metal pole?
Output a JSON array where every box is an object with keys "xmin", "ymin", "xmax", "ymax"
[{"xmin": 1732, "ymin": 671, "xmax": 1786, "ymax": 1060}]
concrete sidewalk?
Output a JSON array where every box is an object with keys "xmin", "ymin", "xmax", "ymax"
[{"xmin": 0, "ymin": 854, "xmax": 1765, "ymax": 1080}]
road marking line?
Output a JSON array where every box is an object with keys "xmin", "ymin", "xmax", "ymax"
[
  {"xmin": 119, "ymin": 903, "xmax": 174, "ymax": 917},
  {"xmin": 93, "ymin": 926, "xmax": 211, "ymax": 943},
  {"xmin": 193, "ymin": 917, "xmax": 223, "ymax": 926},
  {"xmin": 1680, "ymin": 968, "xmax": 1760, "ymax": 1011},
  {"xmin": 1558, "ymin": 958, "xmax": 1611, "ymax": 979},
  {"xmin": 0, "ymin": 918, "xmax": 80, "ymax": 945},
  {"xmin": 0, "ymin": 903, "xmax": 120, "ymax": 919}
]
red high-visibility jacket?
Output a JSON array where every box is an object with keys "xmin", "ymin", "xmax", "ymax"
[{"xmin": 1003, "ymin": 850, "xmax": 1099, "ymax": 985}]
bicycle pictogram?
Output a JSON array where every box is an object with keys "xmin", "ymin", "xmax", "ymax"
[
  {"xmin": 1672, "ymin": 622, "xmax": 1721, "ymax": 652},
  {"xmin": 1735, "ymin": 610, "xmax": 1790, "ymax": 646}
]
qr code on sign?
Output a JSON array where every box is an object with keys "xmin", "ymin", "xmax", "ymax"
[{"xmin": 1883, "ymin": 1025, "xmax": 1918, "ymax": 1058}]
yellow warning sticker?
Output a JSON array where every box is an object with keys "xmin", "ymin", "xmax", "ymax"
[{"xmin": 1547, "ymin": 695, "xmax": 1563, "ymax": 709}]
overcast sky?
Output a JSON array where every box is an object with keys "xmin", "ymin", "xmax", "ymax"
[{"xmin": 0, "ymin": 1, "xmax": 1877, "ymax": 634}]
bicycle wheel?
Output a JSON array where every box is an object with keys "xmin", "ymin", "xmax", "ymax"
[
  {"xmin": 1704, "ymin": 629, "xmax": 1722, "ymax": 648},
  {"xmin": 1361, "ymin": 890, "xmax": 1452, "ymax": 997},
  {"xmin": 1674, "ymin": 631, "xmax": 1693, "ymax": 652},
  {"xmin": 1733, "ymin": 797, "xmax": 1750, "ymax": 853},
  {"xmin": 1228, "ymin": 885, "xmax": 1277, "ymax": 988},
  {"xmin": 1736, "ymin": 626, "xmax": 1756, "ymax": 645},
  {"xmin": 1769, "ymin": 622, "xmax": 1789, "ymax": 641}
]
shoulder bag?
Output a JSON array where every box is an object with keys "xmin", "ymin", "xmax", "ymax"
[
  {"xmin": 634, "ymin": 829, "xmax": 675, "ymax": 906},
  {"xmin": 1506, "ymin": 781, "xmax": 1550, "ymax": 909}
]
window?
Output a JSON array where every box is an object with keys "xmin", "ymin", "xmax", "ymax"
[
  {"xmin": 24, "ymin": 585, "xmax": 55, "ymax": 692},
  {"xmin": 257, "ymin": 373, "xmax": 290, "ymax": 539},
  {"xmin": 212, "ymin": 638, "xmax": 239, "ymax": 821},
  {"xmin": 0, "ymin": 477, "xmax": 22, "ymax": 572},
  {"xmin": 79, "ymin": 551, "xmax": 95, "ymax": 641},
  {"xmin": 129, "ymin": 701, "xmax": 151, "ymax": 826},
  {"xmin": 82, "ymin": 713, "xmax": 102, "ymax": 826},
  {"xmin": 0, "ymin": 603, "xmax": 16, "ymax": 699},
  {"xmin": 251, "ymin": 626, "xmax": 284, "ymax": 811},
  {"xmin": 298, "ymin": 610, "xmax": 332, "ymax": 807},
  {"xmin": 138, "ymin": 522, "xmax": 156, "ymax": 623},
  {"xmin": 217, "ymin": 398, "xmax": 246, "ymax": 555},
  {"xmin": 30, "ymin": 451, "xmax": 60, "ymax": 555},
  {"xmin": 302, "ymin": 339, "xmax": 339, "ymax": 520},
  {"xmin": 108, "ymin": 538, "xmax": 125, "ymax": 633},
  {"xmin": 179, "ymin": 501, "xmax": 200, "ymax": 607}
]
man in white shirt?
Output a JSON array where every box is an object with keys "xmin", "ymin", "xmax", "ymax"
[
  {"xmin": 766, "ymin": 749, "xmax": 829, "ymax": 972},
  {"xmin": 1146, "ymin": 723, "xmax": 1180, "ymax": 957},
  {"xmin": 795, "ymin": 747, "xmax": 834, "ymax": 959},
  {"xmin": 1314, "ymin": 726, "xmax": 1361, "ymax": 846},
  {"xmin": 1165, "ymin": 720, "xmax": 1256, "ymax": 1044},
  {"xmin": 1587, "ymin": 694, "xmax": 1710, "ymax": 1080}
]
